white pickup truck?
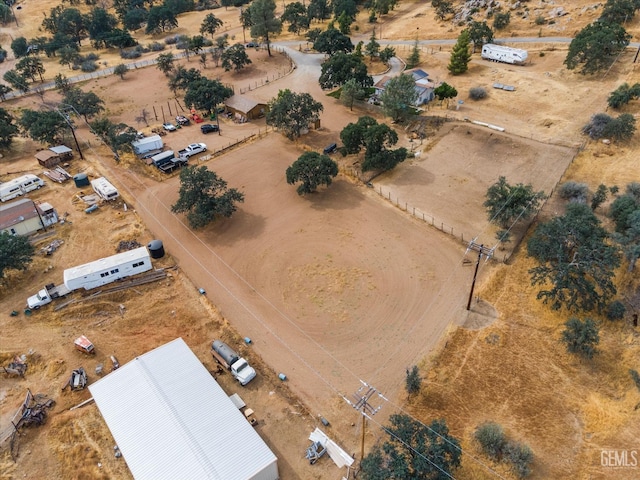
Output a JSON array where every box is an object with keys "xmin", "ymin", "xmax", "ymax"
[
  {"xmin": 27, "ymin": 283, "xmax": 72, "ymax": 309},
  {"xmin": 178, "ymin": 143, "xmax": 207, "ymax": 158}
]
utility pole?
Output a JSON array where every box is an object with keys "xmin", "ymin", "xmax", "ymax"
[
  {"xmin": 465, "ymin": 240, "xmax": 494, "ymax": 311},
  {"xmin": 56, "ymin": 105, "xmax": 85, "ymax": 160},
  {"xmin": 346, "ymin": 381, "xmax": 385, "ymax": 475}
]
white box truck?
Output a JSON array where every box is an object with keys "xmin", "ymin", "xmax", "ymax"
[
  {"xmin": 27, "ymin": 246, "xmax": 153, "ymax": 309},
  {"xmin": 91, "ymin": 177, "xmax": 119, "ymax": 201},
  {"xmin": 481, "ymin": 44, "xmax": 528, "ymax": 65},
  {"xmin": 0, "ymin": 174, "xmax": 45, "ymax": 202}
]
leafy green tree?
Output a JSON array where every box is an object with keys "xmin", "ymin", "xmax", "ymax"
[
  {"xmin": 361, "ymin": 415, "xmax": 461, "ymax": 480},
  {"xmin": 600, "ymin": 0, "xmax": 637, "ymax": 24},
  {"xmin": 604, "ymin": 113, "xmax": 636, "ymax": 141},
  {"xmin": 340, "ymin": 116, "xmax": 377, "ymax": 153},
  {"xmin": 87, "ymin": 7, "xmax": 118, "ymax": 49},
  {"xmin": 89, "ymin": 117, "xmax": 137, "ymax": 160},
  {"xmin": 19, "ymin": 109, "xmax": 69, "ymax": 145},
  {"xmin": 527, "ymin": 203, "xmax": 621, "ymax": 312},
  {"xmin": 308, "ymin": 0, "xmax": 331, "ymax": 22},
  {"xmin": 282, "ymin": 2, "xmax": 309, "ymax": 34},
  {"xmin": 405, "ymin": 365, "xmax": 421, "ymax": 395},
  {"xmin": 221, "ymin": 43, "xmax": 252, "ymax": 71},
  {"xmin": 333, "ymin": 0, "xmax": 357, "ymax": 19},
  {"xmin": 168, "ymin": 66, "xmax": 202, "ymax": 94},
  {"xmin": 200, "ymin": 13, "xmax": 223, "ymax": 37},
  {"xmin": 16, "ymin": 56, "xmax": 45, "ymax": 83},
  {"xmin": 610, "ymin": 184, "xmax": 640, "ymax": 232},
  {"xmin": 613, "ymin": 210, "xmax": 640, "ymax": 270},
  {"xmin": 365, "ymin": 29, "xmax": 380, "ymax": 60},
  {"xmin": 562, "ymin": 317, "xmax": 600, "ymax": 359},
  {"xmin": 607, "ymin": 82, "xmax": 639, "ymax": 109},
  {"xmin": 3, "ymin": 70, "xmax": 30, "ymax": 94},
  {"xmin": 47, "ymin": 7, "xmax": 87, "ymax": 46},
  {"xmin": 11, "ymin": 37, "xmax": 29, "ymax": 58},
  {"xmin": 591, "ymin": 184, "xmax": 609, "ymax": 211},
  {"xmin": 565, "ymin": 21, "xmax": 631, "ymax": 75},
  {"xmin": 113, "ymin": 64, "xmax": 128, "ymax": 79},
  {"xmin": 493, "ymin": 11, "xmax": 511, "ymax": 30},
  {"xmin": 156, "ymin": 52, "xmax": 175, "ymax": 76},
  {"xmin": 336, "ymin": 11, "xmax": 353, "ymax": 34},
  {"xmin": 380, "ymin": 45, "xmax": 395, "ymax": 64},
  {"xmin": 434, "ymin": 82, "xmax": 458, "ymax": 107},
  {"xmin": 58, "ymin": 45, "xmax": 80, "ymax": 69},
  {"xmin": 184, "ymin": 78, "xmax": 233, "ymax": 115},
  {"xmin": 286, "ymin": 151, "xmax": 338, "ymax": 195},
  {"xmin": 340, "ymin": 78, "xmax": 365, "ymax": 110},
  {"xmin": 0, "ymin": 108, "xmax": 19, "ymax": 148},
  {"xmin": 380, "ymin": 73, "xmax": 418, "ymax": 123},
  {"xmin": 266, "ymin": 89, "xmax": 323, "ymax": 140},
  {"xmin": 319, "ymin": 52, "xmax": 372, "ymax": 89},
  {"xmin": 362, "ymin": 123, "xmax": 407, "ymax": 173},
  {"xmin": 172, "ymin": 166, "xmax": 245, "ymax": 229},
  {"xmin": 123, "ymin": 8, "xmax": 148, "ymax": 31},
  {"xmin": 432, "ymin": 0, "xmax": 454, "ymax": 20},
  {"xmin": 145, "ymin": 6, "xmax": 178, "ymax": 34},
  {"xmin": 448, "ymin": 30, "xmax": 471, "ymax": 75},
  {"xmin": 406, "ymin": 39, "xmax": 420, "ymax": 68},
  {"xmin": 467, "ymin": 21, "xmax": 493, "ymax": 52},
  {"xmin": 484, "ymin": 176, "xmax": 546, "ymax": 230},
  {"xmin": 63, "ymin": 88, "xmax": 105, "ymax": 122},
  {"xmin": 0, "ymin": 232, "xmax": 35, "ymax": 279},
  {"xmin": 313, "ymin": 26, "xmax": 354, "ymax": 55},
  {"xmin": 475, "ymin": 422, "xmax": 507, "ymax": 460},
  {"xmin": 249, "ymin": 0, "xmax": 282, "ymax": 56}
]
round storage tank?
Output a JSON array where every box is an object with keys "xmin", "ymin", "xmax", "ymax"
[
  {"xmin": 73, "ymin": 173, "xmax": 90, "ymax": 187},
  {"xmin": 147, "ymin": 240, "xmax": 165, "ymax": 259}
]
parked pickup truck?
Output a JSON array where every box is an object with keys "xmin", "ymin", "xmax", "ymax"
[
  {"xmin": 151, "ymin": 150, "xmax": 188, "ymax": 173},
  {"xmin": 178, "ymin": 143, "xmax": 207, "ymax": 158},
  {"xmin": 211, "ymin": 340, "xmax": 256, "ymax": 386},
  {"xmin": 27, "ymin": 283, "xmax": 72, "ymax": 309}
]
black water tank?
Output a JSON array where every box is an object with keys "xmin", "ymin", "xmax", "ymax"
[
  {"xmin": 73, "ymin": 172, "xmax": 90, "ymax": 187},
  {"xmin": 147, "ymin": 240, "xmax": 165, "ymax": 259}
]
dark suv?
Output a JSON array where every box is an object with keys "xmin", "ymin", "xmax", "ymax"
[{"xmin": 201, "ymin": 124, "xmax": 219, "ymax": 134}]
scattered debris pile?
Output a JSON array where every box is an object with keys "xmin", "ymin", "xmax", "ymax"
[
  {"xmin": 1, "ymin": 356, "xmax": 27, "ymax": 377},
  {"xmin": 117, "ymin": 240, "xmax": 142, "ymax": 252},
  {"xmin": 305, "ymin": 440, "xmax": 327, "ymax": 465},
  {"xmin": 39, "ymin": 239, "xmax": 64, "ymax": 256},
  {"xmin": 63, "ymin": 367, "xmax": 88, "ymax": 391}
]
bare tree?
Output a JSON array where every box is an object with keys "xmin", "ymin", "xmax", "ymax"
[{"xmin": 135, "ymin": 108, "xmax": 150, "ymax": 127}]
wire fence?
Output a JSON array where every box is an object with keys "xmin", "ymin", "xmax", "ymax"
[{"xmin": 194, "ymin": 126, "xmax": 273, "ymax": 164}]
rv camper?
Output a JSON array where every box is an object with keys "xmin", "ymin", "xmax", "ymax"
[
  {"xmin": 63, "ymin": 246, "xmax": 152, "ymax": 290},
  {"xmin": 481, "ymin": 44, "xmax": 528, "ymax": 65},
  {"xmin": 91, "ymin": 177, "xmax": 119, "ymax": 201},
  {"xmin": 0, "ymin": 174, "xmax": 45, "ymax": 202}
]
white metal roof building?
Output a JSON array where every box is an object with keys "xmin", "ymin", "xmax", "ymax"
[{"xmin": 88, "ymin": 338, "xmax": 279, "ymax": 480}]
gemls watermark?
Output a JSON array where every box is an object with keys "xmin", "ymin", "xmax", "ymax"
[{"xmin": 601, "ymin": 450, "xmax": 638, "ymax": 468}]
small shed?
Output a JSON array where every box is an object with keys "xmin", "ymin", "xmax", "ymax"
[
  {"xmin": 35, "ymin": 145, "xmax": 73, "ymax": 168},
  {"xmin": 0, "ymin": 198, "xmax": 58, "ymax": 235},
  {"xmin": 224, "ymin": 95, "xmax": 268, "ymax": 121}
]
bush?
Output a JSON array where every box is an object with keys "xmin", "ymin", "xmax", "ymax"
[
  {"xmin": 583, "ymin": 113, "xmax": 612, "ymax": 139},
  {"xmin": 504, "ymin": 441, "xmax": 534, "ymax": 478},
  {"xmin": 558, "ymin": 181, "xmax": 589, "ymax": 203},
  {"xmin": 535, "ymin": 15, "xmax": 546, "ymax": 25},
  {"xmin": 469, "ymin": 87, "xmax": 487, "ymax": 100},
  {"xmin": 606, "ymin": 300, "xmax": 626, "ymax": 320},
  {"xmin": 84, "ymin": 52, "xmax": 100, "ymax": 61},
  {"xmin": 80, "ymin": 60, "xmax": 98, "ymax": 72},
  {"xmin": 405, "ymin": 366, "xmax": 421, "ymax": 395},
  {"xmin": 493, "ymin": 12, "xmax": 511, "ymax": 30},
  {"xmin": 475, "ymin": 422, "xmax": 506, "ymax": 460},
  {"xmin": 562, "ymin": 317, "xmax": 600, "ymax": 359},
  {"xmin": 148, "ymin": 42, "xmax": 165, "ymax": 52},
  {"xmin": 165, "ymin": 36, "xmax": 179, "ymax": 45},
  {"xmin": 630, "ymin": 369, "xmax": 640, "ymax": 391},
  {"xmin": 120, "ymin": 48, "xmax": 142, "ymax": 59}
]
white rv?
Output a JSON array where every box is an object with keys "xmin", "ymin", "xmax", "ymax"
[
  {"xmin": 131, "ymin": 134, "xmax": 163, "ymax": 155},
  {"xmin": 63, "ymin": 246, "xmax": 152, "ymax": 290},
  {"xmin": 481, "ymin": 44, "xmax": 528, "ymax": 65},
  {"xmin": 91, "ymin": 177, "xmax": 119, "ymax": 201},
  {"xmin": 0, "ymin": 174, "xmax": 45, "ymax": 202}
]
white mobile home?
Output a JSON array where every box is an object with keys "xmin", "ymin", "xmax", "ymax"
[
  {"xmin": 0, "ymin": 174, "xmax": 45, "ymax": 202},
  {"xmin": 481, "ymin": 44, "xmax": 528, "ymax": 65},
  {"xmin": 91, "ymin": 177, "xmax": 119, "ymax": 201},
  {"xmin": 63, "ymin": 246, "xmax": 152, "ymax": 290}
]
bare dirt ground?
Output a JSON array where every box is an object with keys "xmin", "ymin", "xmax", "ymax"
[{"xmin": 1, "ymin": 1, "xmax": 640, "ymax": 480}]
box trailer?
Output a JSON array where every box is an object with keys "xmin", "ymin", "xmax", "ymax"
[
  {"xmin": 131, "ymin": 134, "xmax": 163, "ymax": 155},
  {"xmin": 91, "ymin": 177, "xmax": 119, "ymax": 201},
  {"xmin": 63, "ymin": 246, "xmax": 152, "ymax": 290},
  {"xmin": 0, "ymin": 174, "xmax": 45, "ymax": 202},
  {"xmin": 481, "ymin": 44, "xmax": 528, "ymax": 65}
]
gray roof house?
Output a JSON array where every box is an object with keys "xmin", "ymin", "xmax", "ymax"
[{"xmin": 374, "ymin": 68, "xmax": 436, "ymax": 105}]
